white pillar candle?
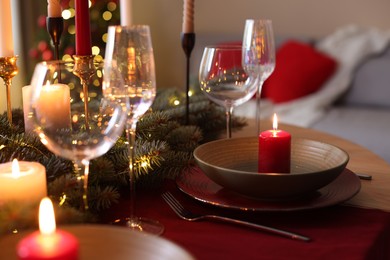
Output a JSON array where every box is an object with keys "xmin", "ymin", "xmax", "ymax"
[
  {"xmin": 182, "ymin": 0, "xmax": 194, "ymax": 33},
  {"xmin": 0, "ymin": 159, "xmax": 47, "ymax": 203},
  {"xmin": 22, "ymin": 85, "xmax": 34, "ymax": 133},
  {"xmin": 0, "ymin": 0, "xmax": 14, "ymax": 57},
  {"xmin": 34, "ymin": 83, "xmax": 71, "ymax": 131},
  {"xmin": 120, "ymin": 0, "xmax": 132, "ymax": 26},
  {"xmin": 47, "ymin": 0, "xmax": 62, "ymax": 17}
]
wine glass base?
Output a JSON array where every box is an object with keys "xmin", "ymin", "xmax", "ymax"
[{"xmin": 112, "ymin": 217, "xmax": 164, "ymax": 235}]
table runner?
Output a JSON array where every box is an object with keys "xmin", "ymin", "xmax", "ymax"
[{"xmin": 103, "ymin": 181, "xmax": 390, "ymax": 260}]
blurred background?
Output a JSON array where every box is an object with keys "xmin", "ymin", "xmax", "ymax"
[{"xmin": 1, "ymin": 0, "xmax": 390, "ymax": 113}]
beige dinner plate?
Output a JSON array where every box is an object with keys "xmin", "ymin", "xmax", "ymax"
[
  {"xmin": 193, "ymin": 137, "xmax": 349, "ymax": 199},
  {"xmin": 176, "ymin": 167, "xmax": 361, "ymax": 212},
  {"xmin": 0, "ymin": 224, "xmax": 194, "ymax": 260}
]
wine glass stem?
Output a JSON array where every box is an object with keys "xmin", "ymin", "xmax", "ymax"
[
  {"xmin": 126, "ymin": 121, "xmax": 138, "ymax": 226},
  {"xmin": 74, "ymin": 160, "xmax": 90, "ymax": 211},
  {"xmin": 226, "ymin": 106, "xmax": 233, "ymax": 138},
  {"xmin": 256, "ymin": 78, "xmax": 265, "ymax": 136}
]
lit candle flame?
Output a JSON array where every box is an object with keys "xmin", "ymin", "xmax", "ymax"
[
  {"xmin": 11, "ymin": 159, "xmax": 21, "ymax": 178},
  {"xmin": 272, "ymin": 113, "xmax": 278, "ymax": 131},
  {"xmin": 39, "ymin": 197, "xmax": 56, "ymax": 236}
]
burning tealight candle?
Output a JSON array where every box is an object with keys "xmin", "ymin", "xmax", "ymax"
[
  {"xmin": 0, "ymin": 159, "xmax": 47, "ymax": 203},
  {"xmin": 17, "ymin": 197, "xmax": 79, "ymax": 260},
  {"xmin": 258, "ymin": 113, "xmax": 291, "ymax": 173}
]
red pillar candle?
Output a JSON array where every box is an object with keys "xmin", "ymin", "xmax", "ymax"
[
  {"xmin": 75, "ymin": 0, "xmax": 92, "ymax": 55},
  {"xmin": 258, "ymin": 113, "xmax": 291, "ymax": 173},
  {"xmin": 17, "ymin": 198, "xmax": 79, "ymax": 260}
]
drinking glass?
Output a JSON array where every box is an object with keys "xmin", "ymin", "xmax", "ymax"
[
  {"xmin": 199, "ymin": 45, "xmax": 258, "ymax": 138},
  {"xmin": 29, "ymin": 60, "xmax": 127, "ymax": 211},
  {"xmin": 242, "ymin": 19, "xmax": 276, "ymax": 135},
  {"xmin": 105, "ymin": 25, "xmax": 163, "ymax": 234}
]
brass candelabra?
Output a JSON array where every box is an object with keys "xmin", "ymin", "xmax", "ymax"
[{"xmin": 0, "ymin": 56, "xmax": 18, "ymax": 125}]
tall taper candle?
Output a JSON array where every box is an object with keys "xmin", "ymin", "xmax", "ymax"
[
  {"xmin": 0, "ymin": 0, "xmax": 14, "ymax": 57},
  {"xmin": 120, "ymin": 0, "xmax": 132, "ymax": 26},
  {"xmin": 75, "ymin": 0, "xmax": 92, "ymax": 55},
  {"xmin": 182, "ymin": 0, "xmax": 194, "ymax": 33},
  {"xmin": 47, "ymin": 0, "xmax": 62, "ymax": 17}
]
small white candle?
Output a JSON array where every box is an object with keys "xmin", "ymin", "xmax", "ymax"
[
  {"xmin": 0, "ymin": 159, "xmax": 47, "ymax": 203},
  {"xmin": 0, "ymin": 0, "xmax": 14, "ymax": 57},
  {"xmin": 182, "ymin": 0, "xmax": 194, "ymax": 33},
  {"xmin": 47, "ymin": 0, "xmax": 62, "ymax": 18},
  {"xmin": 34, "ymin": 83, "xmax": 71, "ymax": 131},
  {"xmin": 120, "ymin": 0, "xmax": 132, "ymax": 26}
]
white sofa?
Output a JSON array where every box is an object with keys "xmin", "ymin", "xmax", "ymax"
[{"xmin": 192, "ymin": 25, "xmax": 390, "ymax": 164}]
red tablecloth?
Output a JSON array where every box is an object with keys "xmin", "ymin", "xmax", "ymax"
[{"xmin": 103, "ymin": 181, "xmax": 390, "ymax": 260}]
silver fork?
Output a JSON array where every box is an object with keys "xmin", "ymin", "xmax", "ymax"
[{"xmin": 162, "ymin": 192, "xmax": 311, "ymax": 242}]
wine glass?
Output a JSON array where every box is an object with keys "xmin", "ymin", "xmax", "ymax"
[
  {"xmin": 104, "ymin": 25, "xmax": 164, "ymax": 234},
  {"xmin": 242, "ymin": 19, "xmax": 276, "ymax": 135},
  {"xmin": 29, "ymin": 60, "xmax": 128, "ymax": 211},
  {"xmin": 199, "ymin": 45, "xmax": 258, "ymax": 138}
]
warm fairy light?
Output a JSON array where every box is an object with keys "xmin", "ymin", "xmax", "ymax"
[
  {"xmin": 272, "ymin": 113, "xmax": 278, "ymax": 131},
  {"xmin": 141, "ymin": 160, "xmax": 149, "ymax": 169},
  {"xmin": 107, "ymin": 2, "xmax": 117, "ymax": 11},
  {"xmin": 72, "ymin": 114, "xmax": 79, "ymax": 123},
  {"xmin": 62, "ymin": 54, "xmax": 73, "ymax": 62},
  {"xmin": 92, "ymin": 46, "xmax": 100, "ymax": 55},
  {"xmin": 12, "ymin": 159, "xmax": 21, "ymax": 178},
  {"xmin": 102, "ymin": 33, "xmax": 108, "ymax": 43},
  {"xmin": 188, "ymin": 90, "xmax": 193, "ymax": 97},
  {"xmin": 39, "ymin": 133, "xmax": 49, "ymax": 145},
  {"xmin": 68, "ymin": 25, "xmax": 76, "ymax": 35},
  {"xmin": 173, "ymin": 99, "xmax": 180, "ymax": 106},
  {"xmin": 62, "ymin": 9, "xmax": 72, "ymax": 19},
  {"xmin": 102, "ymin": 11, "xmax": 112, "ymax": 21},
  {"xmin": 94, "ymin": 55, "xmax": 103, "ymax": 62},
  {"xmin": 39, "ymin": 197, "xmax": 56, "ymax": 236}
]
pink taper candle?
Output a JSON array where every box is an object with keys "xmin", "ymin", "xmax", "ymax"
[
  {"xmin": 182, "ymin": 0, "xmax": 194, "ymax": 33},
  {"xmin": 0, "ymin": 0, "xmax": 14, "ymax": 57},
  {"xmin": 75, "ymin": 0, "xmax": 92, "ymax": 55},
  {"xmin": 47, "ymin": 0, "xmax": 62, "ymax": 17}
]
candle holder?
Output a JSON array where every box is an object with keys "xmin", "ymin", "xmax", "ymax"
[
  {"xmin": 181, "ymin": 32, "xmax": 195, "ymax": 125},
  {"xmin": 0, "ymin": 56, "xmax": 18, "ymax": 125},
  {"xmin": 46, "ymin": 17, "xmax": 64, "ymax": 60},
  {"xmin": 72, "ymin": 55, "xmax": 95, "ymax": 132}
]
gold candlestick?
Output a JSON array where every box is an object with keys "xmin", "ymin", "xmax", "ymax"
[
  {"xmin": 72, "ymin": 54, "xmax": 96, "ymax": 211},
  {"xmin": 0, "ymin": 56, "xmax": 18, "ymax": 125},
  {"xmin": 72, "ymin": 55, "xmax": 95, "ymax": 131}
]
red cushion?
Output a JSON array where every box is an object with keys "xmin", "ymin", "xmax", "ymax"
[{"xmin": 262, "ymin": 40, "xmax": 337, "ymax": 103}]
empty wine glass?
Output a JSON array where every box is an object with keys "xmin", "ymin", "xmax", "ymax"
[
  {"xmin": 105, "ymin": 25, "xmax": 164, "ymax": 234},
  {"xmin": 242, "ymin": 19, "xmax": 276, "ymax": 135},
  {"xmin": 29, "ymin": 60, "xmax": 127, "ymax": 211},
  {"xmin": 199, "ymin": 45, "xmax": 258, "ymax": 138}
]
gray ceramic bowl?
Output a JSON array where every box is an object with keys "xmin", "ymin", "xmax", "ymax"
[{"xmin": 193, "ymin": 137, "xmax": 349, "ymax": 200}]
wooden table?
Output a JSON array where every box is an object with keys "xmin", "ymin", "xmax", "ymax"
[{"xmin": 235, "ymin": 119, "xmax": 390, "ymax": 212}]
